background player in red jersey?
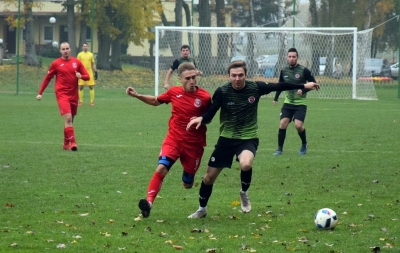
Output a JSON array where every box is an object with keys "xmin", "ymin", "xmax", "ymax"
[
  {"xmin": 126, "ymin": 62, "xmax": 211, "ymax": 218},
  {"xmin": 36, "ymin": 42, "xmax": 90, "ymax": 151}
]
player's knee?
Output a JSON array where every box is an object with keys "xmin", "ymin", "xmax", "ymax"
[{"xmin": 240, "ymin": 163, "xmax": 252, "ymax": 171}]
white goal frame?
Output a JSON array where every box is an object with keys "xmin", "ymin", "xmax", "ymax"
[{"xmin": 155, "ymin": 26, "xmax": 374, "ymax": 100}]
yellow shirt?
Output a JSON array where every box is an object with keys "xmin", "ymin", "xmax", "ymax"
[{"xmin": 77, "ymin": 51, "xmax": 95, "ymax": 85}]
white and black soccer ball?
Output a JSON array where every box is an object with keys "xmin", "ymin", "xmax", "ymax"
[
  {"xmin": 314, "ymin": 208, "xmax": 338, "ymax": 229},
  {"xmin": 52, "ymin": 41, "xmax": 59, "ymax": 48}
]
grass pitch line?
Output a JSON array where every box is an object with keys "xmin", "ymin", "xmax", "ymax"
[{"xmin": 0, "ymin": 140, "xmax": 395, "ymax": 154}]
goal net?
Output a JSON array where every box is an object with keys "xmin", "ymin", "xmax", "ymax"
[{"xmin": 154, "ymin": 27, "xmax": 377, "ymax": 100}]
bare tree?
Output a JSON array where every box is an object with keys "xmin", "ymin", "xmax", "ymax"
[
  {"xmin": 66, "ymin": 0, "xmax": 77, "ymax": 56},
  {"xmin": 309, "ymin": 0, "xmax": 320, "ymax": 76},
  {"xmin": 24, "ymin": 0, "xmax": 39, "ymax": 66},
  {"xmin": 215, "ymin": 0, "xmax": 229, "ymax": 74},
  {"xmin": 78, "ymin": 0, "xmax": 89, "ymax": 51},
  {"xmin": 198, "ymin": 0, "xmax": 212, "ymax": 75},
  {"xmin": 275, "ymin": 0, "xmax": 287, "ymax": 77}
]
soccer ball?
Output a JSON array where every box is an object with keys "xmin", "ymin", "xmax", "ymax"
[
  {"xmin": 314, "ymin": 208, "xmax": 338, "ymax": 229},
  {"xmin": 52, "ymin": 41, "xmax": 59, "ymax": 48}
]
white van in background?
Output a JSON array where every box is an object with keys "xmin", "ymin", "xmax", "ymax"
[{"xmin": 319, "ymin": 57, "xmax": 342, "ymax": 77}]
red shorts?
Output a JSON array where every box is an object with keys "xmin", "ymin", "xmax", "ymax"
[
  {"xmin": 57, "ymin": 97, "xmax": 78, "ymax": 116},
  {"xmin": 160, "ymin": 137, "xmax": 204, "ymax": 175}
]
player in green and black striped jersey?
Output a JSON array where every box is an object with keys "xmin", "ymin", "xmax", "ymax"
[
  {"xmin": 164, "ymin": 45, "xmax": 203, "ymax": 90},
  {"xmin": 273, "ymin": 47, "xmax": 317, "ymax": 156},
  {"xmin": 185, "ymin": 60, "xmax": 320, "ymax": 218}
]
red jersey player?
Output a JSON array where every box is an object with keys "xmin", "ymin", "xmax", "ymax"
[
  {"xmin": 36, "ymin": 42, "xmax": 89, "ymax": 151},
  {"xmin": 126, "ymin": 62, "xmax": 211, "ymax": 218}
]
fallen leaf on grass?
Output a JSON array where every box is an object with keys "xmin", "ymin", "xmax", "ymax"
[
  {"xmin": 56, "ymin": 243, "xmax": 66, "ymax": 249},
  {"xmin": 191, "ymin": 228, "xmax": 202, "ymax": 233},
  {"xmin": 5, "ymin": 203, "xmax": 14, "ymax": 207},
  {"xmin": 231, "ymin": 200, "xmax": 240, "ymax": 206},
  {"xmin": 121, "ymin": 232, "xmax": 128, "ymax": 236},
  {"xmin": 122, "ymin": 172, "xmax": 128, "ymax": 175},
  {"xmin": 134, "ymin": 216, "xmax": 142, "ymax": 221},
  {"xmin": 159, "ymin": 232, "xmax": 168, "ymax": 237},
  {"xmin": 107, "ymin": 219, "xmax": 115, "ymax": 224},
  {"xmin": 206, "ymin": 248, "xmax": 217, "ymax": 253},
  {"xmin": 118, "ymin": 247, "xmax": 126, "ymax": 250},
  {"xmin": 100, "ymin": 232, "xmax": 111, "ymax": 237},
  {"xmin": 229, "ymin": 215, "xmax": 239, "ymax": 220},
  {"xmin": 325, "ymin": 243, "xmax": 333, "ymax": 247},
  {"xmin": 383, "ymin": 243, "xmax": 394, "ymax": 248},
  {"xmin": 72, "ymin": 235, "xmax": 82, "ymax": 239},
  {"xmin": 71, "ymin": 240, "xmax": 78, "ymax": 244},
  {"xmin": 9, "ymin": 242, "xmax": 17, "ymax": 247},
  {"xmin": 144, "ymin": 227, "xmax": 151, "ymax": 232},
  {"xmin": 79, "ymin": 213, "xmax": 89, "ymax": 217},
  {"xmin": 298, "ymin": 237, "xmax": 309, "ymax": 243},
  {"xmin": 156, "ymin": 220, "xmax": 164, "ymax": 223},
  {"xmin": 165, "ymin": 240, "xmax": 173, "ymax": 244},
  {"xmin": 172, "ymin": 245, "xmax": 183, "ymax": 250},
  {"xmin": 26, "ymin": 230, "xmax": 35, "ymax": 234}
]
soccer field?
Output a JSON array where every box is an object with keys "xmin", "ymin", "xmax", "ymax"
[{"xmin": 1, "ymin": 91, "xmax": 399, "ymax": 252}]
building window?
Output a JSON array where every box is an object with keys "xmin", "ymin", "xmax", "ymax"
[
  {"xmin": 86, "ymin": 27, "xmax": 92, "ymax": 41},
  {"xmin": 44, "ymin": 25, "xmax": 53, "ymax": 41}
]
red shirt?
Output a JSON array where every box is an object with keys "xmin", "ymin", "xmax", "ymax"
[
  {"xmin": 38, "ymin": 57, "xmax": 89, "ymax": 101},
  {"xmin": 157, "ymin": 86, "xmax": 211, "ymax": 147}
]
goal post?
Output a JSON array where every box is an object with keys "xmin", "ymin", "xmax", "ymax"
[{"xmin": 154, "ymin": 26, "xmax": 377, "ymax": 100}]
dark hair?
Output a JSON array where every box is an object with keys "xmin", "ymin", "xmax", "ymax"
[
  {"xmin": 178, "ymin": 62, "xmax": 196, "ymax": 77},
  {"xmin": 228, "ymin": 60, "xmax": 247, "ymax": 75},
  {"xmin": 181, "ymin": 45, "xmax": 190, "ymax": 51},
  {"xmin": 82, "ymin": 42, "xmax": 89, "ymax": 46},
  {"xmin": 288, "ymin": 47, "xmax": 298, "ymax": 57}
]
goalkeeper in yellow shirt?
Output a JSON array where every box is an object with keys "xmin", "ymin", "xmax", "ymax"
[{"xmin": 77, "ymin": 42, "xmax": 97, "ymax": 106}]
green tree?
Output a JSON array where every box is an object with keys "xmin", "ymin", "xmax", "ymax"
[
  {"xmin": 3, "ymin": 0, "xmax": 42, "ymax": 66},
  {"xmin": 319, "ymin": 0, "xmax": 397, "ymax": 58},
  {"xmin": 94, "ymin": 0, "xmax": 161, "ymax": 70}
]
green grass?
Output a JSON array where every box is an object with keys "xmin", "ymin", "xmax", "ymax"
[{"xmin": 1, "ymin": 91, "xmax": 400, "ymax": 252}]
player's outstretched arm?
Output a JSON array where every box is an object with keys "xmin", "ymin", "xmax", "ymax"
[{"xmin": 126, "ymin": 87, "xmax": 160, "ymax": 106}]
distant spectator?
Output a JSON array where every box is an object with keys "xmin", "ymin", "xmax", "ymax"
[{"xmin": 381, "ymin": 59, "xmax": 392, "ymax": 78}]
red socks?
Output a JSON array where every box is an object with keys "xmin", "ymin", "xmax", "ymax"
[
  {"xmin": 64, "ymin": 126, "xmax": 76, "ymax": 144},
  {"xmin": 147, "ymin": 171, "xmax": 165, "ymax": 203}
]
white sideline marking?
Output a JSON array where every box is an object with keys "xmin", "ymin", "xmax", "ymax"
[{"xmin": 0, "ymin": 140, "xmax": 395, "ymax": 154}]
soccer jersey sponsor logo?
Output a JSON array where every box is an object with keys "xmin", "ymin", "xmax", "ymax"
[
  {"xmin": 60, "ymin": 64, "xmax": 64, "ymax": 66},
  {"xmin": 194, "ymin": 98, "xmax": 201, "ymax": 107},
  {"xmin": 73, "ymin": 62, "xmax": 77, "ymax": 68},
  {"xmin": 295, "ymin": 73, "xmax": 300, "ymax": 78},
  {"xmin": 176, "ymin": 94, "xmax": 183, "ymax": 98},
  {"xmin": 210, "ymin": 157, "xmax": 215, "ymax": 162},
  {"xmin": 248, "ymin": 96, "xmax": 255, "ymax": 103}
]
